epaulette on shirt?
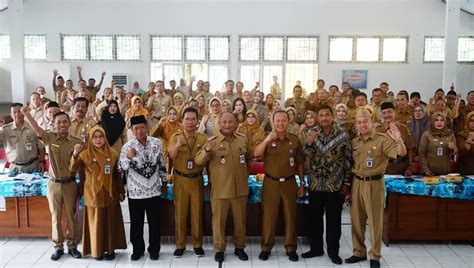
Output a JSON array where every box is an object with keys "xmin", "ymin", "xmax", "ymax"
[{"xmin": 207, "ymin": 135, "xmax": 217, "ymax": 142}]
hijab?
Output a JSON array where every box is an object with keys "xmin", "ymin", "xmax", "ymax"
[
  {"xmin": 240, "ymin": 109, "xmax": 260, "ymax": 131},
  {"xmin": 429, "ymin": 112, "xmax": 451, "ymax": 137},
  {"xmin": 162, "ymin": 106, "xmax": 183, "ymax": 141},
  {"xmin": 408, "ymin": 106, "xmax": 430, "ymax": 151},
  {"xmin": 457, "ymin": 111, "xmax": 474, "ymax": 139},
  {"xmin": 100, "ymin": 100, "xmax": 125, "ymax": 146},
  {"xmin": 126, "ymin": 96, "xmax": 148, "ymax": 118}
]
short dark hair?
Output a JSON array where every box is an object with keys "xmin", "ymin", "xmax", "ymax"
[
  {"xmin": 53, "ymin": 111, "xmax": 70, "ymax": 122},
  {"xmin": 342, "ymin": 82, "xmax": 350, "ymax": 87},
  {"xmin": 397, "ymin": 91, "xmax": 408, "ymax": 100},
  {"xmin": 272, "ymin": 110, "xmax": 289, "ymax": 121},
  {"xmin": 329, "ymin": 85, "xmax": 339, "ymax": 90},
  {"xmin": 316, "ymin": 104, "xmax": 333, "ymax": 115},
  {"xmin": 10, "ymin": 103, "xmax": 23, "ymax": 109},
  {"xmin": 182, "ymin": 107, "xmax": 198, "ymax": 118},
  {"xmin": 73, "ymin": 97, "xmax": 89, "ymax": 106},
  {"xmin": 57, "ymin": 76, "xmax": 64, "ymax": 80},
  {"xmin": 225, "ymin": 80, "xmax": 234, "ymax": 85},
  {"xmin": 468, "ymin": 90, "xmax": 474, "ymax": 96},
  {"xmin": 435, "ymin": 88, "xmax": 444, "ymax": 94},
  {"xmin": 410, "ymin": 92, "xmax": 421, "ymax": 99},
  {"xmin": 293, "ymin": 85, "xmax": 302, "ymax": 91},
  {"xmin": 354, "ymin": 92, "xmax": 367, "ymax": 100},
  {"xmin": 372, "ymin": 88, "xmax": 382, "ymax": 94},
  {"xmin": 88, "ymin": 78, "xmax": 96, "ymax": 82},
  {"xmin": 380, "ymin": 82, "xmax": 389, "ymax": 87}
]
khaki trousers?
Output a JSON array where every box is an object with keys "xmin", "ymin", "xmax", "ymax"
[
  {"xmin": 173, "ymin": 175, "xmax": 204, "ymax": 249},
  {"xmin": 211, "ymin": 195, "xmax": 247, "ymax": 252},
  {"xmin": 46, "ymin": 180, "xmax": 78, "ymax": 250},
  {"xmin": 261, "ymin": 177, "xmax": 297, "ymax": 252},
  {"xmin": 350, "ymin": 177, "xmax": 385, "ymax": 260}
]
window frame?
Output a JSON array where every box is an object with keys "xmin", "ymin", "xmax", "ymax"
[{"xmin": 24, "ymin": 34, "xmax": 47, "ymax": 61}]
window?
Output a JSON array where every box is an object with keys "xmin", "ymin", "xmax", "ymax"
[
  {"xmin": 185, "ymin": 36, "xmax": 206, "ymax": 61},
  {"xmin": 287, "ymin": 36, "xmax": 318, "ymax": 61},
  {"xmin": 356, "ymin": 38, "xmax": 379, "ymax": 62},
  {"xmin": 284, "ymin": 63, "xmax": 318, "ymax": 99},
  {"xmin": 424, "ymin": 37, "xmax": 445, "ymax": 62},
  {"xmin": 240, "ymin": 37, "xmax": 260, "ymax": 61},
  {"xmin": 263, "ymin": 37, "xmax": 284, "ymax": 61},
  {"xmin": 382, "ymin": 38, "xmax": 407, "ymax": 62},
  {"xmin": 89, "ymin": 35, "xmax": 114, "ymax": 61},
  {"xmin": 209, "ymin": 65, "xmax": 228, "ymax": 91},
  {"xmin": 62, "ymin": 35, "xmax": 87, "ymax": 60},
  {"xmin": 209, "ymin": 36, "xmax": 229, "ymax": 61},
  {"xmin": 458, "ymin": 37, "xmax": 474, "ymax": 62},
  {"xmin": 116, "ymin": 35, "xmax": 140, "ymax": 60},
  {"xmin": 329, "ymin": 37, "xmax": 353, "ymax": 62},
  {"xmin": 24, "ymin": 35, "xmax": 46, "ymax": 60},
  {"xmin": 0, "ymin": 34, "xmax": 10, "ymax": 60},
  {"xmin": 151, "ymin": 36, "xmax": 182, "ymax": 61},
  {"xmin": 239, "ymin": 65, "xmax": 260, "ymax": 92}
]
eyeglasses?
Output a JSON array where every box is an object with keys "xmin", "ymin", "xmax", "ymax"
[{"xmin": 414, "ymin": 109, "xmax": 424, "ymax": 112}]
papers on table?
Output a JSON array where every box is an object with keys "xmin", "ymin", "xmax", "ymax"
[
  {"xmin": 465, "ymin": 175, "xmax": 474, "ymax": 180},
  {"xmin": 0, "ymin": 173, "xmax": 44, "ymax": 182}
]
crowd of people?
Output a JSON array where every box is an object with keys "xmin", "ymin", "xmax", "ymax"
[{"xmin": 1, "ymin": 65, "xmax": 474, "ymax": 268}]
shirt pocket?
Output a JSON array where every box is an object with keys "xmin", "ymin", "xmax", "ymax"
[{"xmin": 7, "ymin": 136, "xmax": 18, "ymax": 148}]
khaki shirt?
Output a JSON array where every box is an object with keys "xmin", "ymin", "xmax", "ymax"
[
  {"xmin": 262, "ymin": 133, "xmax": 304, "ymax": 178},
  {"xmin": 147, "ymin": 93, "xmax": 172, "ymax": 118},
  {"xmin": 53, "ymin": 84, "xmax": 66, "ymax": 103},
  {"xmin": 169, "ymin": 131, "xmax": 207, "ymax": 175},
  {"xmin": 221, "ymin": 91, "xmax": 237, "ymax": 103},
  {"xmin": 375, "ymin": 123, "xmax": 415, "ymax": 174},
  {"xmin": 351, "ymin": 132, "xmax": 398, "ymax": 177},
  {"xmin": 369, "ymin": 103, "xmax": 382, "ymax": 123},
  {"xmin": 285, "ymin": 97, "xmax": 307, "ymax": 124},
  {"xmin": 195, "ymin": 131, "xmax": 251, "ymax": 199},
  {"xmin": 395, "ymin": 106, "xmax": 413, "ymax": 125},
  {"xmin": 141, "ymin": 91, "xmax": 155, "ymax": 105},
  {"xmin": 418, "ymin": 132, "xmax": 457, "ymax": 175},
  {"xmin": 69, "ymin": 117, "xmax": 96, "ymax": 143},
  {"xmin": 0, "ymin": 122, "xmax": 44, "ymax": 163},
  {"xmin": 41, "ymin": 132, "xmax": 83, "ymax": 179},
  {"xmin": 30, "ymin": 107, "xmax": 44, "ymax": 122}
]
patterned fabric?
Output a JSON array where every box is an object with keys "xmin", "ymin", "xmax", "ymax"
[
  {"xmin": 119, "ymin": 136, "xmax": 167, "ymax": 199},
  {"xmin": 303, "ymin": 123, "xmax": 353, "ymax": 192}
]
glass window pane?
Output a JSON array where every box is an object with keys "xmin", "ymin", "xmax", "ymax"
[
  {"xmin": 152, "ymin": 36, "xmax": 182, "ymax": 61},
  {"xmin": 287, "ymin": 37, "xmax": 318, "ymax": 61},
  {"xmin": 209, "ymin": 37, "xmax": 229, "ymax": 61},
  {"xmin": 209, "ymin": 65, "xmax": 228, "ymax": 93},
  {"xmin": 150, "ymin": 62, "xmax": 163, "ymax": 82},
  {"xmin": 240, "ymin": 65, "xmax": 260, "ymax": 93},
  {"xmin": 62, "ymin": 35, "xmax": 87, "ymax": 60},
  {"xmin": 424, "ymin": 37, "xmax": 444, "ymax": 62},
  {"xmin": 116, "ymin": 35, "xmax": 140, "ymax": 60},
  {"xmin": 184, "ymin": 63, "xmax": 208, "ymax": 84},
  {"xmin": 263, "ymin": 37, "xmax": 284, "ymax": 61},
  {"xmin": 24, "ymin": 35, "xmax": 46, "ymax": 60},
  {"xmin": 163, "ymin": 65, "xmax": 183, "ymax": 83},
  {"xmin": 382, "ymin": 38, "xmax": 407, "ymax": 62},
  {"xmin": 0, "ymin": 34, "xmax": 10, "ymax": 60},
  {"xmin": 356, "ymin": 38, "xmax": 379, "ymax": 62},
  {"xmin": 284, "ymin": 63, "xmax": 318, "ymax": 99},
  {"xmin": 240, "ymin": 37, "xmax": 260, "ymax": 61},
  {"xmin": 263, "ymin": 65, "xmax": 283, "ymax": 97},
  {"xmin": 458, "ymin": 37, "xmax": 474, "ymax": 62},
  {"xmin": 329, "ymin": 37, "xmax": 353, "ymax": 62},
  {"xmin": 186, "ymin": 36, "xmax": 206, "ymax": 61},
  {"xmin": 90, "ymin": 35, "xmax": 113, "ymax": 60}
]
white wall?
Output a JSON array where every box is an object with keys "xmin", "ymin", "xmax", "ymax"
[{"xmin": 0, "ymin": 0, "xmax": 473, "ymax": 102}]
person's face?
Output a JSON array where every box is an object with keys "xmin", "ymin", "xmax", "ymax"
[
  {"xmin": 294, "ymin": 88, "xmax": 302, "ymax": 98},
  {"xmin": 288, "ymin": 110, "xmax": 295, "ymax": 121},
  {"xmin": 411, "ymin": 96, "xmax": 421, "ymax": 106},
  {"xmin": 272, "ymin": 101, "xmax": 281, "ymax": 112},
  {"xmin": 202, "ymin": 83, "xmax": 210, "ymax": 92},
  {"xmin": 78, "ymin": 81, "xmax": 86, "ymax": 89},
  {"xmin": 219, "ymin": 113, "xmax": 237, "ymax": 136},
  {"xmin": 31, "ymin": 94, "xmax": 41, "ymax": 108},
  {"xmin": 108, "ymin": 103, "xmax": 118, "ymax": 114},
  {"xmin": 435, "ymin": 91, "xmax": 444, "ymax": 100},
  {"xmin": 36, "ymin": 87, "xmax": 46, "ymax": 96},
  {"xmin": 132, "ymin": 123, "xmax": 148, "ymax": 140},
  {"xmin": 236, "ymin": 83, "xmax": 244, "ymax": 92},
  {"xmin": 57, "ymin": 78, "xmax": 64, "ymax": 86},
  {"xmin": 170, "ymin": 81, "xmax": 176, "ymax": 88},
  {"xmin": 380, "ymin": 84, "xmax": 388, "ymax": 93},
  {"xmin": 223, "ymin": 101, "xmax": 231, "ymax": 112},
  {"xmin": 355, "ymin": 96, "xmax": 367, "ymax": 108},
  {"xmin": 116, "ymin": 89, "xmax": 125, "ymax": 99},
  {"xmin": 197, "ymin": 96, "xmax": 205, "ymax": 107},
  {"xmin": 305, "ymin": 113, "xmax": 316, "ymax": 127},
  {"xmin": 396, "ymin": 95, "xmax": 408, "ymax": 109},
  {"xmin": 179, "ymin": 79, "xmax": 186, "ymax": 86},
  {"xmin": 434, "ymin": 116, "xmax": 445, "ymax": 129},
  {"xmin": 196, "ymin": 80, "xmax": 203, "ymax": 89},
  {"xmin": 266, "ymin": 94, "xmax": 274, "ymax": 104},
  {"xmin": 92, "ymin": 130, "xmax": 105, "ymax": 148},
  {"xmin": 167, "ymin": 109, "xmax": 178, "ymax": 123},
  {"xmin": 74, "ymin": 101, "xmax": 87, "ymax": 118},
  {"xmin": 189, "ymin": 100, "xmax": 199, "ymax": 109},
  {"xmin": 468, "ymin": 116, "xmax": 474, "ymax": 131},
  {"xmin": 133, "ymin": 83, "xmax": 139, "ymax": 90},
  {"xmin": 148, "ymin": 82, "xmax": 155, "ymax": 91},
  {"xmin": 174, "ymin": 96, "xmax": 183, "ymax": 106},
  {"xmin": 243, "ymin": 91, "xmax": 251, "ymax": 102},
  {"xmin": 88, "ymin": 79, "xmax": 95, "ymax": 87},
  {"xmin": 245, "ymin": 113, "xmax": 257, "ymax": 125},
  {"xmin": 210, "ymin": 100, "xmax": 221, "ymax": 114},
  {"xmin": 317, "ymin": 90, "xmax": 327, "ymax": 101},
  {"xmin": 333, "ymin": 92, "xmax": 342, "ymax": 104},
  {"xmin": 253, "ymin": 92, "xmax": 262, "ymax": 103},
  {"xmin": 272, "ymin": 76, "xmax": 278, "ymax": 83},
  {"xmin": 68, "ymin": 91, "xmax": 77, "ymax": 100},
  {"xmin": 317, "ymin": 109, "xmax": 332, "ymax": 128},
  {"xmin": 66, "ymin": 80, "xmax": 73, "ymax": 89},
  {"xmin": 414, "ymin": 107, "xmax": 424, "ymax": 120},
  {"xmin": 273, "ymin": 112, "xmax": 289, "ymax": 133},
  {"xmin": 10, "ymin": 106, "xmax": 24, "ymax": 123},
  {"xmin": 468, "ymin": 92, "xmax": 474, "ymax": 105},
  {"xmin": 54, "ymin": 114, "xmax": 71, "ymax": 135},
  {"xmin": 372, "ymin": 91, "xmax": 383, "ymax": 104},
  {"xmin": 342, "ymin": 83, "xmax": 349, "ymax": 92},
  {"xmin": 155, "ymin": 82, "xmax": 164, "ymax": 93},
  {"xmin": 435, "ymin": 100, "xmax": 445, "ymax": 111},
  {"xmin": 104, "ymin": 89, "xmax": 113, "ymax": 100},
  {"xmin": 382, "ymin": 108, "xmax": 395, "ymax": 124},
  {"xmin": 336, "ymin": 108, "xmax": 347, "ymax": 120},
  {"xmin": 446, "ymin": 94, "xmax": 456, "ymax": 106},
  {"xmin": 356, "ymin": 116, "xmax": 373, "ymax": 136},
  {"xmin": 133, "ymin": 99, "xmax": 142, "ymax": 110},
  {"xmin": 183, "ymin": 112, "xmax": 198, "ymax": 131},
  {"xmin": 225, "ymin": 82, "xmax": 234, "ymax": 92},
  {"xmin": 46, "ymin": 107, "xmax": 60, "ymax": 121},
  {"xmin": 317, "ymin": 81, "xmax": 324, "ymax": 89}
]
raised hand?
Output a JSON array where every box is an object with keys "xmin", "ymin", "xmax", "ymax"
[
  {"xmin": 387, "ymin": 122, "xmax": 401, "ymax": 143},
  {"xmin": 264, "ymin": 131, "xmax": 277, "ymax": 143},
  {"xmin": 20, "ymin": 105, "xmax": 31, "ymax": 115},
  {"xmin": 127, "ymin": 148, "xmax": 137, "ymax": 159},
  {"xmin": 306, "ymin": 130, "xmax": 318, "ymax": 145},
  {"xmin": 73, "ymin": 144, "xmax": 83, "ymax": 157}
]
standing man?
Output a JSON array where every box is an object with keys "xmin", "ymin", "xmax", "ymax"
[
  {"xmin": 369, "ymin": 88, "xmax": 384, "ymax": 123},
  {"xmin": 29, "ymin": 92, "xmax": 44, "ymax": 122},
  {"xmin": 301, "ymin": 104, "xmax": 352, "ymax": 265},
  {"xmin": 195, "ymin": 112, "xmax": 252, "ymax": 263},
  {"xmin": 254, "ymin": 110, "xmax": 305, "ymax": 262},
  {"xmin": 395, "ymin": 92, "xmax": 413, "ymax": 124},
  {"xmin": 52, "ymin": 69, "xmax": 66, "ymax": 103},
  {"xmin": 221, "ymin": 80, "xmax": 237, "ymax": 102},
  {"xmin": 22, "ymin": 107, "xmax": 83, "ymax": 261},
  {"xmin": 0, "ymin": 103, "xmax": 46, "ymax": 173},
  {"xmin": 147, "ymin": 81, "xmax": 172, "ymax": 127},
  {"xmin": 69, "ymin": 97, "xmax": 96, "ymax": 143},
  {"xmin": 77, "ymin": 66, "xmax": 106, "ymax": 103},
  {"xmin": 119, "ymin": 115, "xmax": 167, "ymax": 261},
  {"xmin": 285, "ymin": 85, "xmax": 307, "ymax": 124},
  {"xmin": 345, "ymin": 108, "xmax": 406, "ymax": 268},
  {"xmin": 168, "ymin": 107, "xmax": 207, "ymax": 258}
]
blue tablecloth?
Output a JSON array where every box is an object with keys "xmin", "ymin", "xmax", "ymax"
[{"xmin": 0, "ymin": 173, "xmax": 48, "ymax": 197}]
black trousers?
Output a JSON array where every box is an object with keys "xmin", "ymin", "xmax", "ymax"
[
  {"xmin": 308, "ymin": 190, "xmax": 344, "ymax": 257},
  {"xmin": 128, "ymin": 196, "xmax": 161, "ymax": 255}
]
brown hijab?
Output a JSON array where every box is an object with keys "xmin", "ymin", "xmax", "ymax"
[
  {"xmin": 429, "ymin": 112, "xmax": 452, "ymax": 137},
  {"xmin": 457, "ymin": 111, "xmax": 474, "ymax": 139}
]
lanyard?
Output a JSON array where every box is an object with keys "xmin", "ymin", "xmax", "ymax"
[{"xmin": 183, "ymin": 133, "xmax": 197, "ymax": 160}]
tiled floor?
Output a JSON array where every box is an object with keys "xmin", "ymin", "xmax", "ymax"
[{"xmin": 0, "ymin": 204, "xmax": 473, "ymax": 267}]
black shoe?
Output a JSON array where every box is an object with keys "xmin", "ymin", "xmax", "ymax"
[
  {"xmin": 50, "ymin": 250, "xmax": 64, "ymax": 261},
  {"xmin": 234, "ymin": 248, "xmax": 249, "ymax": 261},
  {"xmin": 331, "ymin": 255, "xmax": 343, "ymax": 265},
  {"xmin": 131, "ymin": 253, "xmax": 143, "ymax": 261},
  {"xmin": 149, "ymin": 252, "xmax": 159, "ymax": 260},
  {"xmin": 301, "ymin": 250, "xmax": 324, "ymax": 258},
  {"xmin": 215, "ymin": 252, "xmax": 224, "ymax": 263},
  {"xmin": 286, "ymin": 251, "xmax": 299, "ymax": 262},
  {"xmin": 345, "ymin": 255, "xmax": 367, "ymax": 263},
  {"xmin": 68, "ymin": 248, "xmax": 82, "ymax": 259},
  {"xmin": 174, "ymin": 248, "xmax": 185, "ymax": 258},
  {"xmin": 258, "ymin": 251, "xmax": 271, "ymax": 260},
  {"xmin": 370, "ymin": 259, "xmax": 381, "ymax": 268},
  {"xmin": 194, "ymin": 247, "xmax": 205, "ymax": 257},
  {"xmin": 104, "ymin": 252, "xmax": 115, "ymax": 260}
]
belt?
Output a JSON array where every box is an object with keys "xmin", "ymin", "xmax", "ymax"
[
  {"xmin": 355, "ymin": 174, "xmax": 383, "ymax": 181},
  {"xmin": 12, "ymin": 157, "xmax": 39, "ymax": 166},
  {"xmin": 265, "ymin": 173, "xmax": 294, "ymax": 182},
  {"xmin": 49, "ymin": 176, "xmax": 76, "ymax": 184},
  {"xmin": 174, "ymin": 169, "xmax": 202, "ymax": 179}
]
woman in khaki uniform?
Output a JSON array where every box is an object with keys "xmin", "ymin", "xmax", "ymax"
[
  {"xmin": 198, "ymin": 97, "xmax": 222, "ymax": 137},
  {"xmin": 418, "ymin": 112, "xmax": 458, "ymax": 176},
  {"xmin": 70, "ymin": 126, "xmax": 127, "ymax": 260},
  {"xmin": 285, "ymin": 107, "xmax": 300, "ymax": 136},
  {"xmin": 456, "ymin": 111, "xmax": 474, "ymax": 175},
  {"xmin": 236, "ymin": 109, "xmax": 265, "ymax": 150}
]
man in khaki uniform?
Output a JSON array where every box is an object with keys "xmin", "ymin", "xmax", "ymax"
[
  {"xmin": 22, "ymin": 107, "xmax": 83, "ymax": 261},
  {"xmin": 284, "ymin": 85, "xmax": 307, "ymax": 124},
  {"xmin": 77, "ymin": 66, "xmax": 106, "ymax": 103},
  {"xmin": 52, "ymin": 69, "xmax": 66, "ymax": 103},
  {"xmin": 395, "ymin": 93, "xmax": 413, "ymax": 125},
  {"xmin": 195, "ymin": 112, "xmax": 252, "ymax": 263},
  {"xmin": 345, "ymin": 108, "xmax": 406, "ymax": 268},
  {"xmin": 254, "ymin": 110, "xmax": 305, "ymax": 262},
  {"xmin": 147, "ymin": 81, "xmax": 172, "ymax": 127},
  {"xmin": 0, "ymin": 103, "xmax": 46, "ymax": 173},
  {"xmin": 30, "ymin": 92, "xmax": 44, "ymax": 122},
  {"xmin": 168, "ymin": 107, "xmax": 207, "ymax": 258},
  {"xmin": 69, "ymin": 97, "xmax": 96, "ymax": 143}
]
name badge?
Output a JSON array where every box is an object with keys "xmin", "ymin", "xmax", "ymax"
[
  {"xmin": 220, "ymin": 157, "xmax": 226, "ymax": 164},
  {"xmin": 240, "ymin": 154, "xmax": 245, "ymax": 164},
  {"xmin": 104, "ymin": 164, "xmax": 111, "ymax": 174},
  {"xmin": 437, "ymin": 147, "xmax": 443, "ymax": 156},
  {"xmin": 366, "ymin": 159, "xmax": 374, "ymax": 168},
  {"xmin": 80, "ymin": 134, "xmax": 86, "ymax": 143},
  {"xmin": 289, "ymin": 157, "xmax": 295, "ymax": 167},
  {"xmin": 187, "ymin": 160, "xmax": 194, "ymax": 170},
  {"xmin": 26, "ymin": 142, "xmax": 32, "ymax": 152},
  {"xmin": 161, "ymin": 106, "xmax": 166, "ymax": 112}
]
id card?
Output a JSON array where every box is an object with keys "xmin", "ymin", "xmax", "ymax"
[
  {"xmin": 104, "ymin": 164, "xmax": 111, "ymax": 174},
  {"xmin": 240, "ymin": 154, "xmax": 245, "ymax": 164},
  {"xmin": 26, "ymin": 142, "xmax": 32, "ymax": 152},
  {"xmin": 80, "ymin": 134, "xmax": 86, "ymax": 143},
  {"xmin": 289, "ymin": 157, "xmax": 295, "ymax": 167},
  {"xmin": 161, "ymin": 106, "xmax": 166, "ymax": 112},
  {"xmin": 366, "ymin": 159, "xmax": 373, "ymax": 168},
  {"xmin": 437, "ymin": 147, "xmax": 443, "ymax": 156},
  {"xmin": 187, "ymin": 160, "xmax": 194, "ymax": 170}
]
